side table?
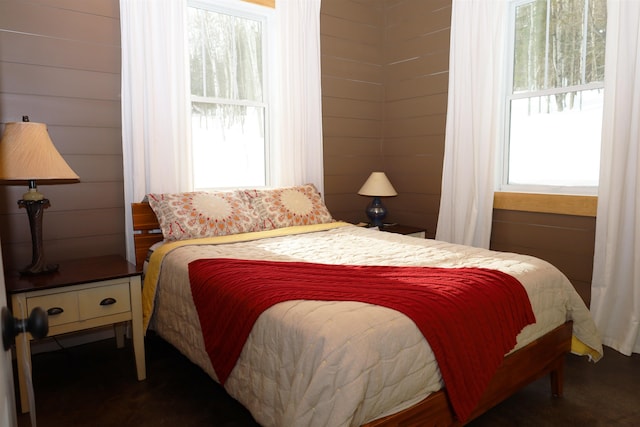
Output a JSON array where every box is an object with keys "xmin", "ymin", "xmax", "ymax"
[{"xmin": 4, "ymin": 255, "xmax": 146, "ymax": 413}]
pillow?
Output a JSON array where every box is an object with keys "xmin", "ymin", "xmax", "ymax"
[
  {"xmin": 243, "ymin": 184, "xmax": 334, "ymax": 230},
  {"xmin": 147, "ymin": 191, "xmax": 260, "ymax": 241}
]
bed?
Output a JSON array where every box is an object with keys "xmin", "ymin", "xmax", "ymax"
[{"xmin": 132, "ymin": 185, "xmax": 603, "ymax": 427}]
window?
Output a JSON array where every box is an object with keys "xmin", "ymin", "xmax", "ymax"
[
  {"xmin": 188, "ymin": 1, "xmax": 274, "ymax": 189},
  {"xmin": 501, "ymin": 0, "xmax": 606, "ymax": 194}
]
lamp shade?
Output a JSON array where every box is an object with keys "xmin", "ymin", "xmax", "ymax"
[
  {"xmin": 0, "ymin": 121, "xmax": 79, "ymax": 182},
  {"xmin": 358, "ymin": 172, "xmax": 397, "ymax": 197}
]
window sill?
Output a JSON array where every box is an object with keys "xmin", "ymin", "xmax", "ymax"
[{"xmin": 493, "ymin": 192, "xmax": 597, "ymax": 217}]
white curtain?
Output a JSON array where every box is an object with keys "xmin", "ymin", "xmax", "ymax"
[
  {"xmin": 435, "ymin": 0, "xmax": 508, "ymax": 248},
  {"xmin": 120, "ymin": 0, "xmax": 191, "ymax": 263},
  {"xmin": 273, "ymin": 0, "xmax": 325, "ymax": 195},
  {"xmin": 590, "ymin": 0, "xmax": 640, "ymax": 356}
]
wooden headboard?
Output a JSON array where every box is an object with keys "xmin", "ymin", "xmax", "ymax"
[{"xmin": 132, "ymin": 202, "xmax": 163, "ymax": 269}]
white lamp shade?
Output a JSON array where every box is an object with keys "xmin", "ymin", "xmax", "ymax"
[
  {"xmin": 358, "ymin": 172, "xmax": 397, "ymax": 197},
  {"xmin": 0, "ymin": 121, "xmax": 79, "ymax": 182}
]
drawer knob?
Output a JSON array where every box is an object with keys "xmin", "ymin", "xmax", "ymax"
[
  {"xmin": 100, "ymin": 297, "xmax": 117, "ymax": 306},
  {"xmin": 47, "ymin": 307, "xmax": 64, "ymax": 316}
]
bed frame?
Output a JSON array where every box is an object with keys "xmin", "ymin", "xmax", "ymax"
[{"xmin": 132, "ymin": 202, "xmax": 572, "ymax": 427}]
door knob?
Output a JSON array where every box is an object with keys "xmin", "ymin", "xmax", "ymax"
[{"xmin": 2, "ymin": 306, "xmax": 49, "ymax": 351}]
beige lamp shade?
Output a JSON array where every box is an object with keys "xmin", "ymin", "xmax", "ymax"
[
  {"xmin": 0, "ymin": 121, "xmax": 79, "ymax": 182},
  {"xmin": 358, "ymin": 172, "xmax": 397, "ymax": 197}
]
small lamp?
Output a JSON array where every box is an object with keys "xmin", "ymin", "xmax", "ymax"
[
  {"xmin": 358, "ymin": 172, "xmax": 397, "ymax": 227},
  {"xmin": 0, "ymin": 117, "xmax": 80, "ymax": 275}
]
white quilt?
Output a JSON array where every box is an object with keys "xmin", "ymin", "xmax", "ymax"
[{"xmin": 146, "ymin": 224, "xmax": 602, "ymax": 427}]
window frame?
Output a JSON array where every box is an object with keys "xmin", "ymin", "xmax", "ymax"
[
  {"xmin": 498, "ymin": 0, "xmax": 605, "ymax": 196},
  {"xmin": 188, "ymin": 0, "xmax": 276, "ymax": 190}
]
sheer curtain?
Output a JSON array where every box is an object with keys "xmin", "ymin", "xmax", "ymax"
[
  {"xmin": 590, "ymin": 0, "xmax": 640, "ymax": 356},
  {"xmin": 120, "ymin": 0, "xmax": 191, "ymax": 263},
  {"xmin": 435, "ymin": 0, "xmax": 508, "ymax": 248},
  {"xmin": 273, "ymin": 0, "xmax": 325, "ymax": 195}
]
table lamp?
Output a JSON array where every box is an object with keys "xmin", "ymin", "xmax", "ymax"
[
  {"xmin": 358, "ymin": 172, "xmax": 397, "ymax": 227},
  {"xmin": 0, "ymin": 117, "xmax": 80, "ymax": 275}
]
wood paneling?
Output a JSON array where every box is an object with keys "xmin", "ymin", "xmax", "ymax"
[
  {"xmin": 491, "ymin": 210, "xmax": 596, "ymax": 304},
  {"xmin": 0, "ymin": 2, "xmax": 120, "ymax": 44},
  {"xmin": 322, "ymin": 97, "xmax": 382, "ymax": 120},
  {"xmin": 385, "ymin": 92, "xmax": 448, "ymax": 119},
  {"xmin": 380, "ymin": 0, "xmax": 451, "ymax": 233},
  {"xmin": 321, "ymin": 14, "xmax": 382, "ymax": 45},
  {"xmin": 321, "ymin": 0, "xmax": 450, "ymax": 233},
  {"xmin": 385, "ymin": 1, "xmax": 452, "ymax": 43},
  {"xmin": 0, "ymin": 94, "xmax": 120, "ymax": 127},
  {"xmin": 322, "ymin": 56, "xmax": 383, "ymax": 83},
  {"xmin": 384, "ymin": 29, "xmax": 451, "ymax": 66},
  {"xmin": 0, "ymin": 31, "xmax": 121, "ymax": 73},
  {"xmin": 321, "ymin": 0, "xmax": 385, "ymax": 219},
  {"xmin": 385, "ymin": 72, "xmax": 450, "ymax": 101},
  {"xmin": 321, "ymin": 77, "xmax": 383, "ymax": 102},
  {"xmin": 0, "ymin": 0, "xmax": 123, "ymax": 270},
  {"xmin": 321, "ymin": 0, "xmax": 384, "ymax": 26}
]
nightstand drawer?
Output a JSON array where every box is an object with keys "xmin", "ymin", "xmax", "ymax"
[
  {"xmin": 78, "ymin": 282, "xmax": 131, "ymax": 320},
  {"xmin": 27, "ymin": 292, "xmax": 79, "ymax": 327}
]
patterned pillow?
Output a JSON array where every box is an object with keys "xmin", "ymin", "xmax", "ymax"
[
  {"xmin": 147, "ymin": 191, "xmax": 260, "ymax": 241},
  {"xmin": 242, "ymin": 184, "xmax": 334, "ymax": 230}
]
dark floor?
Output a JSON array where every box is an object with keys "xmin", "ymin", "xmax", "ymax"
[{"xmin": 15, "ymin": 334, "xmax": 640, "ymax": 427}]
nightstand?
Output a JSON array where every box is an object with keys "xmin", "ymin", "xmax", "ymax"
[
  {"xmin": 5, "ymin": 255, "xmax": 146, "ymax": 413},
  {"xmin": 379, "ymin": 224, "xmax": 427, "ymax": 238}
]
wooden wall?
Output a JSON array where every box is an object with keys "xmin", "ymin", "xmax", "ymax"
[
  {"xmin": 0, "ymin": 0, "xmax": 124, "ymax": 271},
  {"xmin": 491, "ymin": 210, "xmax": 596, "ymax": 305},
  {"xmin": 321, "ymin": 0, "xmax": 450, "ymax": 236},
  {"xmin": 320, "ymin": 0, "xmax": 385, "ymax": 224},
  {"xmin": 381, "ymin": 0, "xmax": 451, "ymax": 237}
]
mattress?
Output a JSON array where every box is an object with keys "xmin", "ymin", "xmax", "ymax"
[{"xmin": 143, "ymin": 223, "xmax": 602, "ymax": 427}]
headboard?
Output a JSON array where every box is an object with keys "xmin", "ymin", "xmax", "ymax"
[{"xmin": 132, "ymin": 202, "xmax": 163, "ymax": 269}]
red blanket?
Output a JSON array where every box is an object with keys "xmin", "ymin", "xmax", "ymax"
[{"xmin": 188, "ymin": 258, "xmax": 535, "ymax": 422}]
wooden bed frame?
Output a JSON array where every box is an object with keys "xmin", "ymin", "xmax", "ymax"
[{"xmin": 132, "ymin": 202, "xmax": 572, "ymax": 427}]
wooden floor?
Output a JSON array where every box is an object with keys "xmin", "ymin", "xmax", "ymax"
[{"xmin": 15, "ymin": 333, "xmax": 640, "ymax": 427}]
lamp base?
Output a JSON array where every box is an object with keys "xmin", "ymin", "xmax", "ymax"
[
  {"xmin": 20, "ymin": 263, "xmax": 59, "ymax": 276},
  {"xmin": 365, "ymin": 196, "xmax": 388, "ymax": 228},
  {"xmin": 18, "ymin": 199, "xmax": 58, "ymax": 276}
]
